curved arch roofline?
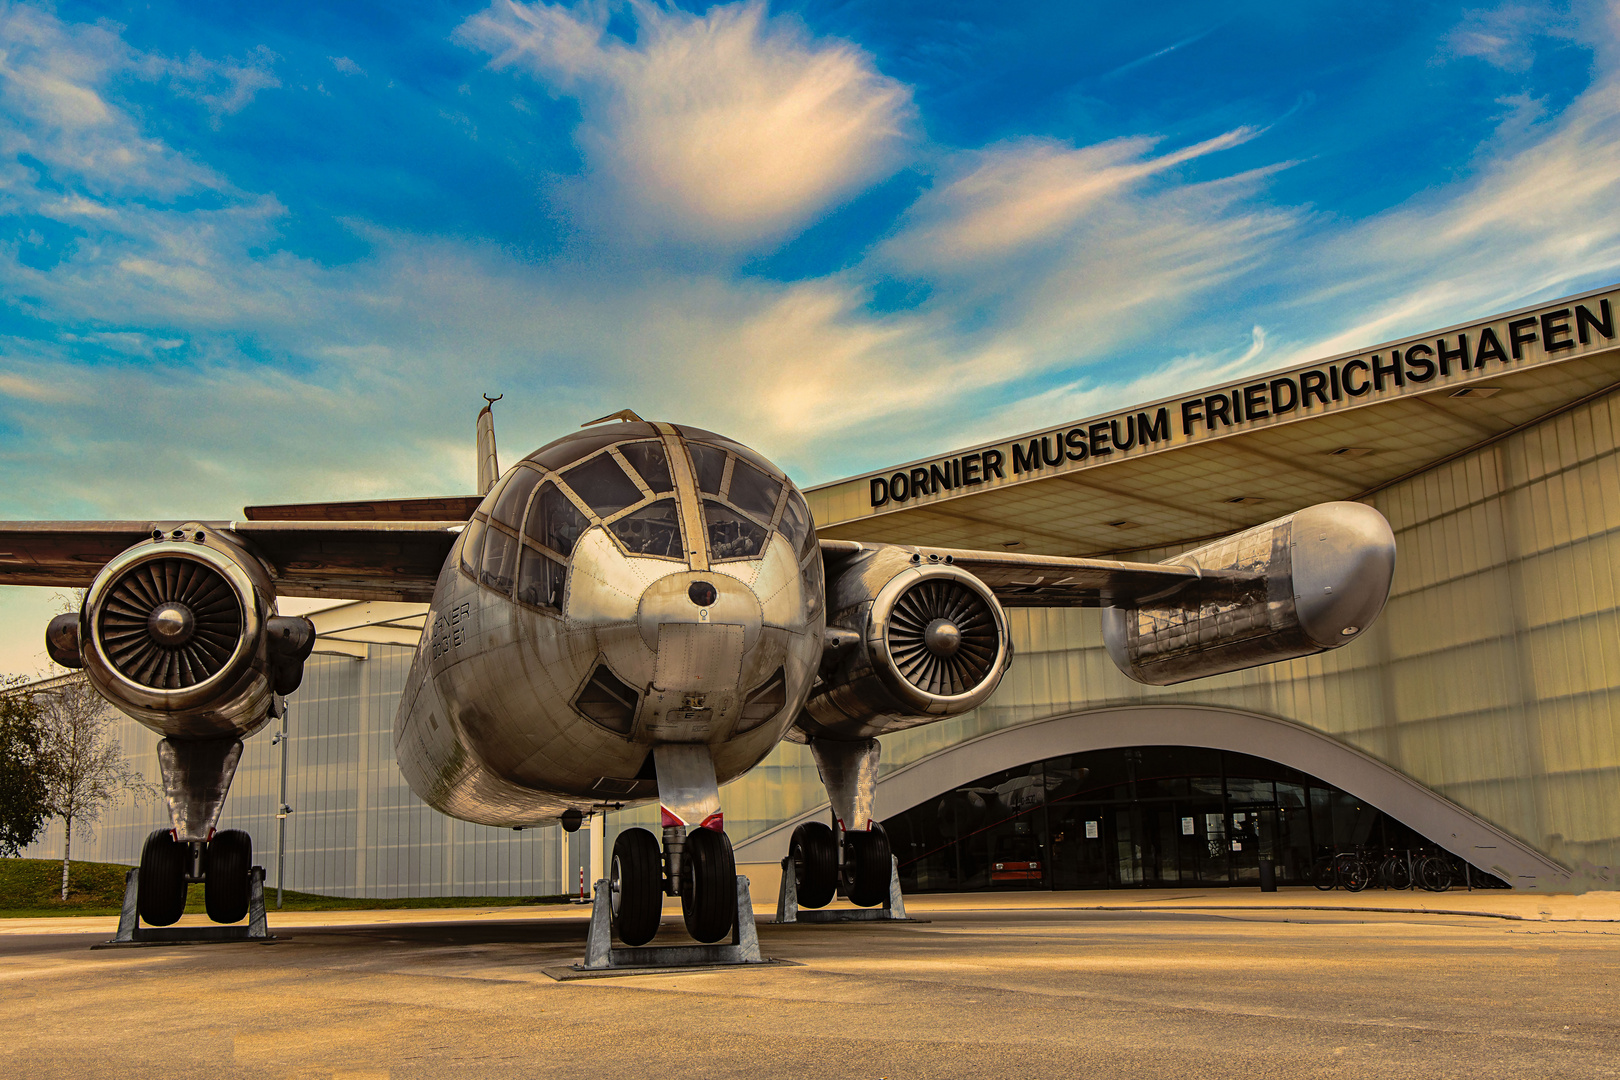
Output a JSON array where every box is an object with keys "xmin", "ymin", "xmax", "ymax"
[{"xmin": 733, "ymin": 706, "xmax": 1573, "ymax": 891}]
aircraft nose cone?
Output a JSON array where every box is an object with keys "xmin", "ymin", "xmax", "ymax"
[
  {"xmin": 924, "ymin": 618, "xmax": 962, "ymax": 657},
  {"xmin": 636, "ymin": 572, "xmax": 764, "ymax": 653},
  {"xmin": 148, "ymin": 602, "xmax": 196, "ymax": 647}
]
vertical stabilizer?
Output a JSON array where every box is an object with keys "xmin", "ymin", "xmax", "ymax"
[{"xmin": 477, "ymin": 394, "xmax": 501, "ymax": 495}]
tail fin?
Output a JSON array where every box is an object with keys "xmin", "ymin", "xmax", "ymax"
[{"xmin": 477, "ymin": 394, "xmax": 501, "ymax": 495}]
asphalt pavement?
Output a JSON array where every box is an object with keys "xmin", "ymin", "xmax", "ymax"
[{"xmin": 2, "ymin": 891, "xmax": 1615, "ymax": 1079}]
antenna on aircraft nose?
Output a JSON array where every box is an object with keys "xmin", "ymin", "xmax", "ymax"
[{"xmin": 582, "ymin": 409, "xmax": 645, "ymax": 427}]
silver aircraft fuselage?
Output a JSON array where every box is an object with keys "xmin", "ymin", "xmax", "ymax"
[{"xmin": 392, "ymin": 421, "xmax": 825, "ymax": 826}]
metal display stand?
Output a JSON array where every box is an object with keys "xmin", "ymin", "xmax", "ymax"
[
  {"xmin": 775, "ymin": 855, "xmax": 921, "ymax": 924},
  {"xmin": 560, "ymin": 874, "xmax": 779, "ymax": 976},
  {"xmin": 94, "ymin": 867, "xmax": 276, "ymax": 948}
]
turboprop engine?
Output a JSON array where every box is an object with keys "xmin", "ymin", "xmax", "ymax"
[
  {"xmin": 1102, "ymin": 501, "xmax": 1396, "ymax": 685},
  {"xmin": 798, "ymin": 545, "xmax": 1013, "ymax": 741},
  {"xmin": 45, "ymin": 522, "xmax": 315, "ymax": 741}
]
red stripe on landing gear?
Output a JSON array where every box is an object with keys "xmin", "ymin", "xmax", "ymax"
[
  {"xmin": 660, "ymin": 806, "xmax": 685, "ymax": 828},
  {"xmin": 699, "ymin": 811, "xmax": 724, "ymax": 832}
]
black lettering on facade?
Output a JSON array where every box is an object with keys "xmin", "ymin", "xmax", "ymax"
[
  {"xmin": 1181, "ymin": 397, "xmax": 1204, "ymax": 435},
  {"xmin": 1205, "ymin": 394, "xmax": 1232, "ymax": 428},
  {"xmin": 1330, "ymin": 365, "xmax": 1342, "ymax": 401},
  {"xmin": 953, "ymin": 458, "xmax": 963, "ymax": 486},
  {"xmin": 1507, "ymin": 317, "xmax": 1538, "ymax": 360},
  {"xmin": 889, "ymin": 472, "xmax": 910, "ymax": 502},
  {"xmin": 1041, "ymin": 434, "xmax": 1064, "ymax": 467},
  {"xmin": 962, "ymin": 454, "xmax": 982, "ymax": 484},
  {"xmin": 1013, "ymin": 439, "xmax": 1041, "ymax": 474},
  {"xmin": 1065, "ymin": 427, "xmax": 1088, "ymax": 461},
  {"xmin": 930, "ymin": 461, "xmax": 954, "ymax": 492},
  {"xmin": 1437, "ymin": 335, "xmax": 1467, "ymax": 374},
  {"xmin": 1404, "ymin": 342, "xmax": 1436, "ymax": 382},
  {"xmin": 1089, "ymin": 422, "xmax": 1112, "ymax": 456},
  {"xmin": 1577, "ymin": 300, "xmax": 1614, "ymax": 344},
  {"xmin": 1110, "ymin": 416, "xmax": 1136, "ymax": 452},
  {"xmin": 1138, "ymin": 408, "xmax": 1170, "ymax": 443},
  {"xmin": 1342, "ymin": 359, "xmax": 1371, "ymax": 397},
  {"xmin": 870, "ymin": 477, "xmax": 889, "ymax": 507},
  {"xmin": 1474, "ymin": 327, "xmax": 1508, "ymax": 366},
  {"xmin": 1371, "ymin": 351, "xmax": 1404, "ymax": 391},
  {"xmin": 1242, "ymin": 382, "xmax": 1269, "ymax": 420},
  {"xmin": 1300, "ymin": 370, "xmax": 1329, "ymax": 406},
  {"xmin": 1271, "ymin": 378, "xmax": 1298, "ymax": 414},
  {"xmin": 910, "ymin": 467, "xmax": 930, "ymax": 497},
  {"xmin": 982, "ymin": 449, "xmax": 1005, "ymax": 479},
  {"xmin": 1231, "ymin": 389, "xmax": 1244, "ymax": 423},
  {"xmin": 1541, "ymin": 309, "xmax": 1574, "ymax": 352}
]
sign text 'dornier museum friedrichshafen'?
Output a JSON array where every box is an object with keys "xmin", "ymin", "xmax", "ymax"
[{"xmin": 859, "ymin": 290, "xmax": 1619, "ymax": 512}]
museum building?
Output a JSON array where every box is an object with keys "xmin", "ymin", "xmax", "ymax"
[{"xmin": 20, "ymin": 285, "xmax": 1620, "ymax": 897}]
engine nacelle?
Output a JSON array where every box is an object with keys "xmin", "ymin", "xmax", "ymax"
[
  {"xmin": 67, "ymin": 523, "xmax": 315, "ymax": 740},
  {"xmin": 1102, "ymin": 501, "xmax": 1396, "ymax": 686},
  {"xmin": 799, "ymin": 546, "xmax": 1013, "ymax": 740}
]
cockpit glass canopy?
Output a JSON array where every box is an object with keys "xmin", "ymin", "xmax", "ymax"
[
  {"xmin": 525, "ymin": 482, "xmax": 588, "ymax": 558},
  {"xmin": 688, "ymin": 442, "xmax": 726, "ymax": 496},
  {"xmin": 609, "ymin": 500, "xmax": 684, "ymax": 558},
  {"xmin": 526, "ymin": 423, "xmax": 657, "ymax": 472},
  {"xmin": 562, "ymin": 453, "xmax": 643, "ymax": 518},
  {"xmin": 491, "ymin": 464, "xmax": 542, "ymax": 528},
  {"xmin": 703, "ymin": 499, "xmax": 768, "ymax": 560},
  {"xmin": 726, "ymin": 458, "xmax": 781, "ymax": 522},
  {"xmin": 618, "ymin": 441, "xmax": 673, "ymax": 494}
]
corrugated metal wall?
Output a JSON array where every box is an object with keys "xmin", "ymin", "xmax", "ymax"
[
  {"xmin": 21, "ymin": 648, "xmax": 572, "ymax": 898},
  {"xmin": 22, "ymin": 389, "xmax": 1620, "ymax": 892}
]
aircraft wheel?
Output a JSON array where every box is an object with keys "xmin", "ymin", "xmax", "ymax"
[
  {"xmin": 611, "ymin": 828, "xmax": 663, "ymax": 946},
  {"xmin": 204, "ymin": 829, "xmax": 253, "ymax": 924},
  {"xmin": 680, "ymin": 826, "xmax": 736, "ymax": 943},
  {"xmin": 789, "ymin": 821, "xmax": 838, "ymax": 908},
  {"xmin": 137, "ymin": 829, "xmax": 188, "ymax": 926},
  {"xmin": 845, "ymin": 828, "xmax": 893, "ymax": 908}
]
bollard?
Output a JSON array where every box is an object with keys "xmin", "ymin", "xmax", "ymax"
[{"xmin": 1258, "ymin": 857, "xmax": 1277, "ymax": 892}]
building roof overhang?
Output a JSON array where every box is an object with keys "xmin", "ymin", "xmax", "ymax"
[{"xmin": 806, "ymin": 284, "xmax": 1620, "ymax": 556}]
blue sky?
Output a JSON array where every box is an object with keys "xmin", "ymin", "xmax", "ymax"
[{"xmin": 2, "ymin": 0, "xmax": 1620, "ymax": 669}]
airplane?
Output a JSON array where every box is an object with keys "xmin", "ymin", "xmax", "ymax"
[{"xmin": 0, "ymin": 404, "xmax": 1396, "ymax": 946}]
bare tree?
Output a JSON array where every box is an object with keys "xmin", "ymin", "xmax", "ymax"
[{"xmin": 35, "ymin": 675, "xmax": 147, "ymax": 901}]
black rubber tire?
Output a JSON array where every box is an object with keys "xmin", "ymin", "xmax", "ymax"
[
  {"xmin": 845, "ymin": 828, "xmax": 893, "ymax": 908},
  {"xmin": 1419, "ymin": 857, "xmax": 1453, "ymax": 893},
  {"xmin": 204, "ymin": 829, "xmax": 253, "ymax": 924},
  {"xmin": 138, "ymin": 829, "xmax": 188, "ymax": 927},
  {"xmin": 680, "ymin": 826, "xmax": 736, "ymax": 943},
  {"xmin": 1312, "ymin": 857, "xmax": 1336, "ymax": 891},
  {"xmin": 610, "ymin": 828, "xmax": 663, "ymax": 947},
  {"xmin": 1383, "ymin": 856, "xmax": 1413, "ymax": 891},
  {"xmin": 1343, "ymin": 859, "xmax": 1370, "ymax": 893},
  {"xmin": 789, "ymin": 821, "xmax": 838, "ymax": 909}
]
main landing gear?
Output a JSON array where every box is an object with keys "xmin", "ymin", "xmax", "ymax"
[
  {"xmin": 788, "ymin": 819, "xmax": 893, "ymax": 910},
  {"xmin": 136, "ymin": 827, "xmax": 258, "ymax": 926}
]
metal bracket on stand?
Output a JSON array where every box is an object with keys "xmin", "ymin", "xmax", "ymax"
[
  {"xmin": 94, "ymin": 867, "xmax": 276, "ymax": 948},
  {"xmin": 557, "ymin": 874, "xmax": 782, "ymax": 977},
  {"xmin": 775, "ymin": 855, "xmax": 921, "ymax": 924}
]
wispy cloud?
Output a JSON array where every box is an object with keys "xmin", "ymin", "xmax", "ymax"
[{"xmin": 457, "ymin": 0, "xmax": 915, "ymax": 245}]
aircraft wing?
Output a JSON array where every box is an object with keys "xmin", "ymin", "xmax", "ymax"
[
  {"xmin": 0, "ymin": 520, "xmax": 461, "ymax": 603},
  {"xmin": 819, "ymin": 538, "xmax": 1256, "ymax": 609}
]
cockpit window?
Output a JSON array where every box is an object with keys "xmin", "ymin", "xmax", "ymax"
[
  {"xmin": 562, "ymin": 454, "xmax": 643, "ymax": 518},
  {"xmin": 618, "ymin": 441, "xmax": 673, "ymax": 494},
  {"xmin": 459, "ymin": 517, "xmax": 487, "ymax": 576},
  {"xmin": 779, "ymin": 488, "xmax": 814, "ymax": 557},
  {"xmin": 516, "ymin": 549, "xmax": 565, "ymax": 610},
  {"xmin": 480, "ymin": 524, "xmax": 519, "ymax": 593},
  {"xmin": 525, "ymin": 422, "xmax": 657, "ymax": 472},
  {"xmin": 703, "ymin": 499, "xmax": 767, "ymax": 560},
  {"xmin": 727, "ymin": 458, "xmax": 781, "ymax": 522},
  {"xmin": 524, "ymin": 482, "xmax": 588, "ymax": 558},
  {"xmin": 688, "ymin": 442, "xmax": 726, "ymax": 496},
  {"xmin": 491, "ymin": 464, "xmax": 543, "ymax": 528},
  {"xmin": 609, "ymin": 500, "xmax": 684, "ymax": 558}
]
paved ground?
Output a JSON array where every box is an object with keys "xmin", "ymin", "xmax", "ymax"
[{"xmin": 2, "ymin": 890, "xmax": 1616, "ymax": 1079}]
